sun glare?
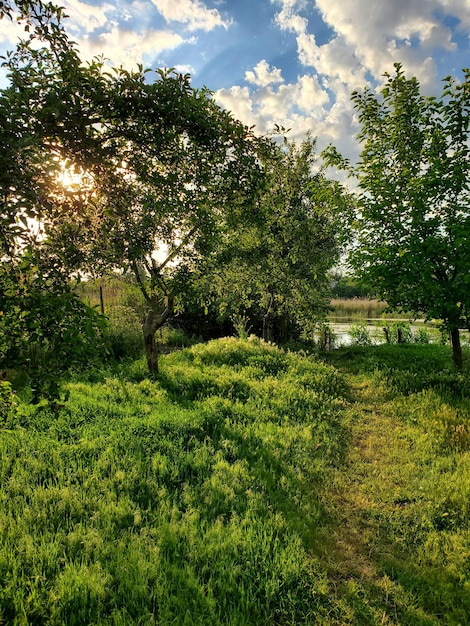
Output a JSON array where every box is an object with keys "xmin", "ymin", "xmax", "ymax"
[{"xmin": 57, "ymin": 160, "xmax": 94, "ymax": 191}]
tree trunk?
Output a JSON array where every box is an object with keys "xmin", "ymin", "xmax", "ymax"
[
  {"xmin": 141, "ymin": 298, "xmax": 174, "ymax": 372},
  {"xmin": 263, "ymin": 294, "xmax": 275, "ymax": 342},
  {"xmin": 450, "ymin": 326, "xmax": 463, "ymax": 370},
  {"xmin": 143, "ymin": 310, "xmax": 160, "ymax": 372},
  {"xmin": 131, "ymin": 261, "xmax": 174, "ymax": 372}
]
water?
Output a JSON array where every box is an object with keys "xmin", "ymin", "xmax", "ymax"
[{"xmin": 324, "ymin": 319, "xmax": 469, "ymax": 347}]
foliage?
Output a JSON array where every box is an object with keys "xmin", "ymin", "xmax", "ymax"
[
  {"xmin": 204, "ymin": 136, "xmax": 353, "ymax": 342},
  {"xmin": 0, "ymin": 380, "xmax": 17, "ymax": 425},
  {"xmin": 0, "ymin": 1, "xmax": 267, "ymax": 374},
  {"xmin": 105, "ymin": 305, "xmax": 144, "ymax": 361},
  {"xmin": 231, "ymin": 313, "xmax": 252, "ymax": 339},
  {"xmin": 331, "ymin": 274, "xmax": 374, "ymax": 299},
  {"xmin": 323, "ymin": 64, "xmax": 470, "ymax": 368},
  {"xmin": 0, "ymin": 254, "xmax": 106, "ymax": 402},
  {"xmin": 381, "ymin": 321, "xmax": 435, "ymax": 345},
  {"xmin": 0, "ymin": 2, "xmax": 112, "ymax": 398},
  {"xmin": 348, "ymin": 322, "xmax": 373, "ymax": 346},
  {"xmin": 316, "ymin": 322, "xmax": 336, "ymax": 351}
]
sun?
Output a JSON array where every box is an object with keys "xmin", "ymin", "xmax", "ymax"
[{"xmin": 56, "ymin": 160, "xmax": 94, "ymax": 191}]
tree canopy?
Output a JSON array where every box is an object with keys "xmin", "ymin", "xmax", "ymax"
[
  {"xmin": 324, "ymin": 64, "xmax": 470, "ymax": 367},
  {"xmin": 0, "ymin": 0, "xmax": 268, "ymax": 377},
  {"xmin": 205, "ymin": 136, "xmax": 352, "ymax": 342}
]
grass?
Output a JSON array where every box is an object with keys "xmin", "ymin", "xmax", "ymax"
[
  {"xmin": 318, "ymin": 344, "xmax": 470, "ymax": 624},
  {"xmin": 1, "ymin": 339, "xmax": 469, "ymax": 624},
  {"xmin": 0, "ymin": 337, "xmax": 348, "ymax": 625}
]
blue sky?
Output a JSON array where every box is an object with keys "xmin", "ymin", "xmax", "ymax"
[{"xmin": 1, "ymin": 0, "xmax": 470, "ymax": 163}]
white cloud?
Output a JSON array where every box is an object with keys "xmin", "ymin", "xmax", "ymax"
[
  {"xmin": 296, "ymin": 33, "xmax": 370, "ymax": 93},
  {"xmin": 80, "ymin": 27, "xmax": 186, "ymax": 69},
  {"xmin": 0, "ymin": 13, "xmax": 31, "ymax": 46},
  {"xmin": 62, "ymin": 0, "xmax": 112, "ymax": 34},
  {"xmin": 216, "ymin": 72, "xmax": 329, "ymax": 137},
  {"xmin": 309, "ymin": 0, "xmax": 470, "ymax": 86},
  {"xmin": 271, "ymin": 0, "xmax": 470, "ymax": 94},
  {"xmin": 150, "ymin": 0, "xmax": 230, "ymax": 31},
  {"xmin": 215, "ymin": 85, "xmax": 255, "ymax": 127},
  {"xmin": 245, "ymin": 60, "xmax": 284, "ymax": 86}
]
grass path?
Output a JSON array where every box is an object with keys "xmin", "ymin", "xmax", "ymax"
[{"xmin": 313, "ymin": 372, "xmax": 455, "ymax": 625}]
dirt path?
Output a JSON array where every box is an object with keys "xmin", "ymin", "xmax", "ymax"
[{"xmin": 313, "ymin": 375, "xmax": 439, "ymax": 625}]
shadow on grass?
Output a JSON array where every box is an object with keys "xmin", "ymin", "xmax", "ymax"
[{"xmin": 325, "ymin": 344, "xmax": 470, "ymax": 400}]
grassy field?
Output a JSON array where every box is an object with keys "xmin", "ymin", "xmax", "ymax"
[{"xmin": 1, "ymin": 339, "xmax": 469, "ymax": 624}]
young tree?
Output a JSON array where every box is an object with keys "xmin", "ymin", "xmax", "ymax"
[
  {"xmin": 324, "ymin": 64, "xmax": 470, "ymax": 368},
  {"xmin": 205, "ymin": 136, "xmax": 352, "ymax": 342}
]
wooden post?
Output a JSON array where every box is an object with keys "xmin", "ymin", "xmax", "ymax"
[{"xmin": 99, "ymin": 286, "xmax": 105, "ymax": 315}]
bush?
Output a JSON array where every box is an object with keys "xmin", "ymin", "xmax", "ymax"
[
  {"xmin": 0, "ymin": 380, "xmax": 17, "ymax": 425},
  {"xmin": 316, "ymin": 322, "xmax": 336, "ymax": 351},
  {"xmin": 412, "ymin": 327, "xmax": 432, "ymax": 344},
  {"xmin": 0, "ymin": 259, "xmax": 107, "ymax": 403},
  {"xmin": 106, "ymin": 306, "xmax": 144, "ymax": 360},
  {"xmin": 348, "ymin": 322, "xmax": 372, "ymax": 346}
]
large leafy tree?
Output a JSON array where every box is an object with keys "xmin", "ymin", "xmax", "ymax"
[
  {"xmin": 324, "ymin": 64, "xmax": 470, "ymax": 368},
  {"xmin": 1, "ymin": 0, "xmax": 265, "ymax": 373},
  {"xmin": 205, "ymin": 136, "xmax": 352, "ymax": 342},
  {"xmin": 43, "ymin": 70, "xmax": 263, "ymax": 372}
]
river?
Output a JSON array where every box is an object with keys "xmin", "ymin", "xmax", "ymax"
[{"xmin": 326, "ymin": 319, "xmax": 469, "ymax": 347}]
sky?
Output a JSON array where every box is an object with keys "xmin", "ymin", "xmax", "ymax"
[{"xmin": 1, "ymin": 0, "xmax": 470, "ymax": 165}]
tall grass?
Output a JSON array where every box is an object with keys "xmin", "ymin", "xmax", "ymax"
[
  {"xmin": 0, "ymin": 337, "xmax": 348, "ymax": 625},
  {"xmin": 3, "ymin": 340, "xmax": 469, "ymax": 623},
  {"xmin": 323, "ymin": 343, "xmax": 470, "ymax": 624},
  {"xmin": 329, "ymin": 298, "xmax": 411, "ymax": 321}
]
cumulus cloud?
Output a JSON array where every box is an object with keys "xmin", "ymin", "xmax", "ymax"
[
  {"xmin": 150, "ymin": 0, "xmax": 230, "ymax": 31},
  {"xmin": 216, "ymin": 72, "xmax": 329, "ymax": 137},
  {"xmin": 245, "ymin": 60, "xmax": 284, "ymax": 86},
  {"xmin": 62, "ymin": 0, "xmax": 112, "ymax": 34},
  {"xmin": 0, "ymin": 16, "xmax": 27, "ymax": 47},
  {"xmin": 80, "ymin": 27, "xmax": 186, "ymax": 69},
  {"xmin": 272, "ymin": 0, "xmax": 470, "ymax": 96},
  {"xmin": 215, "ymin": 85, "xmax": 255, "ymax": 127}
]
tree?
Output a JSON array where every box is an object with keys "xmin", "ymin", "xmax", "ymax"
[
  {"xmin": 1, "ymin": 1, "xmax": 265, "ymax": 373},
  {"xmin": 45, "ymin": 69, "xmax": 264, "ymax": 371},
  {"xmin": 0, "ymin": 1, "xmax": 112, "ymax": 398},
  {"xmin": 204, "ymin": 136, "xmax": 352, "ymax": 342},
  {"xmin": 323, "ymin": 64, "xmax": 470, "ymax": 368}
]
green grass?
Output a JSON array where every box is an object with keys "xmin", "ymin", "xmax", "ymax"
[
  {"xmin": 319, "ymin": 344, "xmax": 470, "ymax": 624},
  {"xmin": 1, "ymin": 339, "xmax": 469, "ymax": 624},
  {"xmin": 0, "ymin": 337, "xmax": 348, "ymax": 625}
]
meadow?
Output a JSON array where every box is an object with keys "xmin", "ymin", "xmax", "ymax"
[{"xmin": 1, "ymin": 338, "xmax": 469, "ymax": 624}]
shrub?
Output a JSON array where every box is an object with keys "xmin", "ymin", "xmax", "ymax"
[
  {"xmin": 106, "ymin": 306, "xmax": 144, "ymax": 360},
  {"xmin": 316, "ymin": 322, "xmax": 336, "ymax": 351},
  {"xmin": 0, "ymin": 380, "xmax": 17, "ymax": 425},
  {"xmin": 348, "ymin": 322, "xmax": 372, "ymax": 346},
  {"xmin": 412, "ymin": 327, "xmax": 432, "ymax": 344}
]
